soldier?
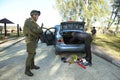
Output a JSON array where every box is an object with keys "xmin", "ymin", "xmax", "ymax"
[
  {"xmin": 91, "ymin": 27, "xmax": 96, "ymax": 36},
  {"xmin": 23, "ymin": 10, "xmax": 43, "ymax": 76},
  {"xmin": 70, "ymin": 32, "xmax": 92, "ymax": 66}
]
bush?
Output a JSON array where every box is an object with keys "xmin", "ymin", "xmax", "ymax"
[{"xmin": 0, "ymin": 35, "xmax": 4, "ymax": 40}]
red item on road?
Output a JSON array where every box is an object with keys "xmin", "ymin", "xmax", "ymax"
[{"xmin": 77, "ymin": 62, "xmax": 86, "ymax": 69}]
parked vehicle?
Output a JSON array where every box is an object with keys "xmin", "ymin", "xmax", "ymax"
[{"xmin": 42, "ymin": 21, "xmax": 86, "ymax": 55}]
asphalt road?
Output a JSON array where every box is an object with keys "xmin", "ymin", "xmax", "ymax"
[{"xmin": 0, "ymin": 40, "xmax": 120, "ymax": 80}]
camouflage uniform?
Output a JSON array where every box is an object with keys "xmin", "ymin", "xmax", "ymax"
[
  {"xmin": 23, "ymin": 18, "xmax": 42, "ymax": 53},
  {"xmin": 23, "ymin": 10, "xmax": 43, "ymax": 76}
]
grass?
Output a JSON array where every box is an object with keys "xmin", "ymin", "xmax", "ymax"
[
  {"xmin": 93, "ymin": 34, "xmax": 120, "ymax": 60},
  {"xmin": 0, "ymin": 32, "xmax": 24, "ymax": 41}
]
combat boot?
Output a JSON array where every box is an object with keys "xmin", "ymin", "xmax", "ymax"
[
  {"xmin": 31, "ymin": 58, "xmax": 40, "ymax": 70},
  {"xmin": 25, "ymin": 66, "xmax": 34, "ymax": 76},
  {"xmin": 31, "ymin": 65, "xmax": 40, "ymax": 69}
]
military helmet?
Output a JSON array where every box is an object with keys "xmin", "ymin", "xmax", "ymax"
[{"xmin": 30, "ymin": 10, "xmax": 41, "ymax": 16}]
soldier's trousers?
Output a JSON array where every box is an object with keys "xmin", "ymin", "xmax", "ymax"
[{"xmin": 26, "ymin": 53, "xmax": 36, "ymax": 67}]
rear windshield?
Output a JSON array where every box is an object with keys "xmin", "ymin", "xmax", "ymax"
[{"xmin": 60, "ymin": 22, "xmax": 85, "ymax": 30}]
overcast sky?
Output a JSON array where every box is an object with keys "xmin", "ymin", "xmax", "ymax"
[{"xmin": 0, "ymin": 0, "xmax": 61, "ymax": 27}]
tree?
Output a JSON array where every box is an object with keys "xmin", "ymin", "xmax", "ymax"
[
  {"xmin": 107, "ymin": 0, "xmax": 120, "ymax": 31},
  {"xmin": 56, "ymin": 0, "xmax": 111, "ymax": 30},
  {"xmin": 56, "ymin": 0, "xmax": 78, "ymax": 21}
]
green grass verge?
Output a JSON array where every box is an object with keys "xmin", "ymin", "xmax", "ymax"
[
  {"xmin": 0, "ymin": 32, "xmax": 24, "ymax": 40},
  {"xmin": 93, "ymin": 34, "xmax": 120, "ymax": 60},
  {"xmin": 93, "ymin": 34, "xmax": 120, "ymax": 52}
]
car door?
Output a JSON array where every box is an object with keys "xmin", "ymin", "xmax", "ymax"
[{"xmin": 41, "ymin": 27, "xmax": 55, "ymax": 45}]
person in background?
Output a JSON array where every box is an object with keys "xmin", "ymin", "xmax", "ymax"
[{"xmin": 91, "ymin": 27, "xmax": 96, "ymax": 36}]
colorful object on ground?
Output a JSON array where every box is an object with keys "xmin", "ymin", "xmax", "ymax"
[{"xmin": 61, "ymin": 55, "xmax": 86, "ymax": 69}]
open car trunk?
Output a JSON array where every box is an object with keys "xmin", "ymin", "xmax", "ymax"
[
  {"xmin": 62, "ymin": 32, "xmax": 72, "ymax": 44},
  {"xmin": 62, "ymin": 31, "xmax": 83, "ymax": 44},
  {"xmin": 60, "ymin": 21, "xmax": 85, "ymax": 44}
]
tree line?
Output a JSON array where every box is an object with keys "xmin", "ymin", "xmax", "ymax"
[{"xmin": 55, "ymin": 0, "xmax": 120, "ymax": 33}]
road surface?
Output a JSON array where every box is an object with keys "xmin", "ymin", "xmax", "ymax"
[{"xmin": 0, "ymin": 40, "xmax": 120, "ymax": 80}]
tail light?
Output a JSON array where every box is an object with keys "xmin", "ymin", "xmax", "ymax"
[{"xmin": 58, "ymin": 39, "xmax": 64, "ymax": 42}]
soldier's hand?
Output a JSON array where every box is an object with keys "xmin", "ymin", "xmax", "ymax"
[
  {"xmin": 38, "ymin": 33, "xmax": 43, "ymax": 39},
  {"xmin": 41, "ymin": 23, "xmax": 44, "ymax": 28}
]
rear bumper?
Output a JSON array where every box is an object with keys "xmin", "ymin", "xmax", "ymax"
[{"xmin": 55, "ymin": 44, "xmax": 85, "ymax": 52}]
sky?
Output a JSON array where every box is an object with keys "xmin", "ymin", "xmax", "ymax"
[{"xmin": 0, "ymin": 0, "xmax": 62, "ymax": 27}]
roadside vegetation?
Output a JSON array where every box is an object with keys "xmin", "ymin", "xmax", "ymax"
[
  {"xmin": 0, "ymin": 32, "xmax": 23, "ymax": 41},
  {"xmin": 55, "ymin": 0, "xmax": 120, "ymax": 31},
  {"xmin": 55, "ymin": 0, "xmax": 120, "ymax": 60},
  {"xmin": 93, "ymin": 34, "xmax": 120, "ymax": 60}
]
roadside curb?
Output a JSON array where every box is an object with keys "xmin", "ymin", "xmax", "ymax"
[
  {"xmin": 91, "ymin": 45, "xmax": 120, "ymax": 68},
  {"xmin": 0, "ymin": 40, "xmax": 8, "ymax": 44},
  {"xmin": 0, "ymin": 37, "xmax": 25, "ymax": 52},
  {"xmin": 0, "ymin": 38, "xmax": 17, "ymax": 44}
]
